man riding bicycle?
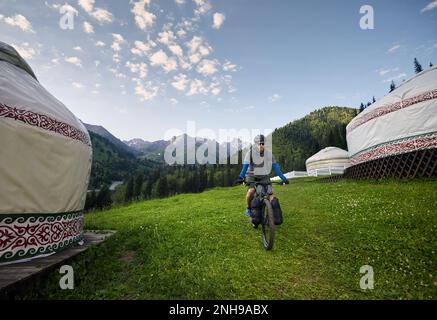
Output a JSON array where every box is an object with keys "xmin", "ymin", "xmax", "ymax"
[{"xmin": 236, "ymin": 134, "xmax": 289, "ymax": 226}]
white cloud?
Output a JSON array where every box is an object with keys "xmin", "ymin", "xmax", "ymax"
[
  {"xmin": 134, "ymin": 80, "xmax": 158, "ymax": 101},
  {"xmin": 193, "ymin": 0, "xmax": 211, "ymax": 16},
  {"xmin": 158, "ymin": 30, "xmax": 176, "ymax": 45},
  {"xmin": 91, "ymin": 8, "xmax": 113, "ymax": 23},
  {"xmin": 131, "ymin": 0, "xmax": 156, "ymax": 32},
  {"xmin": 65, "ymin": 56, "xmax": 82, "ymax": 67},
  {"xmin": 0, "ymin": 14, "xmax": 34, "ymax": 33},
  {"xmin": 78, "ymin": 0, "xmax": 94, "ymax": 13},
  {"xmin": 223, "ymin": 60, "xmax": 237, "ymax": 72},
  {"xmin": 126, "ymin": 61, "xmax": 148, "ymax": 79},
  {"xmin": 189, "ymin": 53, "xmax": 201, "ymax": 64},
  {"xmin": 187, "ymin": 79, "xmax": 208, "ymax": 96},
  {"xmin": 91, "ymin": 90, "xmax": 99, "ymax": 94},
  {"xmin": 187, "ymin": 36, "xmax": 203, "ymax": 53},
  {"xmin": 111, "ymin": 33, "xmax": 125, "ymax": 63},
  {"xmin": 83, "ymin": 21, "xmax": 94, "ymax": 33},
  {"xmin": 73, "ymin": 46, "xmax": 83, "ymax": 52},
  {"xmin": 376, "ymin": 67, "xmax": 399, "ymax": 76},
  {"xmin": 387, "ymin": 44, "xmax": 401, "ymax": 54},
  {"xmin": 178, "ymin": 57, "xmax": 192, "ymax": 70},
  {"xmin": 11, "ymin": 43, "xmax": 37, "ymax": 59},
  {"xmin": 175, "ymin": 0, "xmax": 185, "ymax": 5},
  {"xmin": 383, "ymin": 73, "xmax": 407, "ymax": 83},
  {"xmin": 186, "ymin": 36, "xmax": 212, "ymax": 66},
  {"xmin": 172, "ymin": 74, "xmax": 188, "ymax": 91},
  {"xmin": 131, "ymin": 40, "xmax": 156, "ymax": 56},
  {"xmin": 210, "ymin": 83, "xmax": 221, "ymax": 96},
  {"xmin": 378, "ymin": 68, "xmax": 390, "ymax": 76},
  {"xmin": 169, "ymin": 44, "xmax": 183, "ymax": 57},
  {"xmin": 150, "ymin": 49, "xmax": 178, "ymax": 73},
  {"xmin": 199, "ymin": 45, "xmax": 211, "ymax": 56},
  {"xmin": 268, "ymin": 94, "xmax": 282, "ymax": 102},
  {"xmin": 78, "ymin": 0, "xmax": 113, "ymax": 23},
  {"xmin": 212, "ymin": 12, "xmax": 225, "ymax": 29},
  {"xmin": 421, "ymin": 0, "xmax": 437, "ymax": 12},
  {"xmin": 109, "ymin": 68, "xmax": 127, "ymax": 79},
  {"xmin": 72, "ymin": 82, "xmax": 84, "ymax": 89},
  {"xmin": 177, "ymin": 28, "xmax": 187, "ymax": 38},
  {"xmin": 197, "ymin": 59, "xmax": 219, "ymax": 76},
  {"xmin": 95, "ymin": 41, "xmax": 106, "ymax": 47},
  {"xmin": 170, "ymin": 98, "xmax": 178, "ymax": 105}
]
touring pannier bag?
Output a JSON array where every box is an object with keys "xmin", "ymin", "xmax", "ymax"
[
  {"xmin": 271, "ymin": 197, "xmax": 283, "ymax": 225},
  {"xmin": 250, "ymin": 197, "xmax": 262, "ymax": 225}
]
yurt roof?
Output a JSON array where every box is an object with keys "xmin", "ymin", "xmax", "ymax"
[
  {"xmin": 0, "ymin": 41, "xmax": 37, "ymax": 80},
  {"xmin": 346, "ymin": 65, "xmax": 437, "ymax": 165},
  {"xmin": 347, "ymin": 65, "xmax": 437, "ymax": 132},
  {"xmin": 306, "ymin": 147, "xmax": 349, "ymax": 165}
]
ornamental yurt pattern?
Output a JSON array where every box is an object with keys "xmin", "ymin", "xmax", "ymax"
[
  {"xmin": 347, "ymin": 66, "xmax": 437, "ymax": 165},
  {"xmin": 0, "ymin": 42, "xmax": 92, "ymax": 264},
  {"xmin": 0, "ymin": 212, "xmax": 84, "ymax": 262}
]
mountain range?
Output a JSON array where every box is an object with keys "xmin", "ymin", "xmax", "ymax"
[{"xmin": 85, "ymin": 106, "xmax": 358, "ymax": 188}]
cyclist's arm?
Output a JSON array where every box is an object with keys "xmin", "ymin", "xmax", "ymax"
[
  {"xmin": 239, "ymin": 164, "xmax": 249, "ymax": 179},
  {"xmin": 272, "ymin": 163, "xmax": 287, "ymax": 182}
]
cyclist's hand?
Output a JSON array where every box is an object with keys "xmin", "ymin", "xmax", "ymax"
[{"xmin": 235, "ymin": 177, "xmax": 245, "ymax": 185}]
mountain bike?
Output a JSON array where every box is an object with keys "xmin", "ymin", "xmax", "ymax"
[{"xmin": 239, "ymin": 180, "xmax": 286, "ymax": 251}]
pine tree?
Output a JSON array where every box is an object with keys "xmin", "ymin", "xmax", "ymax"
[
  {"xmin": 430, "ymin": 62, "xmax": 434, "ymax": 67},
  {"xmin": 85, "ymin": 190, "xmax": 96, "ymax": 212},
  {"xmin": 142, "ymin": 178, "xmax": 153, "ymax": 199},
  {"xmin": 359, "ymin": 103, "xmax": 365, "ymax": 113},
  {"xmin": 414, "ymin": 58, "xmax": 423, "ymax": 74},
  {"xmin": 124, "ymin": 176, "xmax": 134, "ymax": 202},
  {"xmin": 133, "ymin": 174, "xmax": 143, "ymax": 200},
  {"xmin": 389, "ymin": 80, "xmax": 396, "ymax": 93},
  {"xmin": 372, "ymin": 96, "xmax": 376, "ymax": 103},
  {"xmin": 207, "ymin": 169, "xmax": 215, "ymax": 189},
  {"xmin": 158, "ymin": 176, "xmax": 169, "ymax": 198},
  {"xmin": 96, "ymin": 185, "xmax": 112, "ymax": 210}
]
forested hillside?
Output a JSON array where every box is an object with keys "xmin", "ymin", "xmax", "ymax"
[
  {"xmin": 89, "ymin": 132, "xmax": 161, "ymax": 189},
  {"xmin": 272, "ymin": 106, "xmax": 358, "ymax": 171}
]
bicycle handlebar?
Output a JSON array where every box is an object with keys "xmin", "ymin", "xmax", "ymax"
[{"xmin": 235, "ymin": 179, "xmax": 288, "ymax": 186}]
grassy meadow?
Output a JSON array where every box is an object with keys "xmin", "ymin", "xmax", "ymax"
[{"xmin": 20, "ymin": 178, "xmax": 436, "ymax": 300}]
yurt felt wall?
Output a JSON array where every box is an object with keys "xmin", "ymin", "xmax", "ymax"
[
  {"xmin": 346, "ymin": 66, "xmax": 437, "ymax": 166},
  {"xmin": 0, "ymin": 42, "xmax": 92, "ymax": 264},
  {"xmin": 305, "ymin": 147, "xmax": 350, "ymax": 172}
]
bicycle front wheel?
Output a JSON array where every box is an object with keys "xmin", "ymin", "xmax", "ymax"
[{"xmin": 261, "ymin": 199, "xmax": 275, "ymax": 250}]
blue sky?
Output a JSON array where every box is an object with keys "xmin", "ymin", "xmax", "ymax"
[{"xmin": 0, "ymin": 0, "xmax": 436, "ymax": 142}]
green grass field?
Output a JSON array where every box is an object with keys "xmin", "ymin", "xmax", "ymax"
[{"xmin": 22, "ymin": 178, "xmax": 436, "ymax": 299}]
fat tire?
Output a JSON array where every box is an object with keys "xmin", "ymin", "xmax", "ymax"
[{"xmin": 261, "ymin": 199, "xmax": 275, "ymax": 250}]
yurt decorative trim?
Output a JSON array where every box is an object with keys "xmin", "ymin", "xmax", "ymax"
[
  {"xmin": 0, "ymin": 211, "xmax": 84, "ymax": 263},
  {"xmin": 350, "ymin": 131, "xmax": 437, "ymax": 165},
  {"xmin": 0, "ymin": 103, "xmax": 91, "ymax": 146},
  {"xmin": 346, "ymin": 65, "xmax": 437, "ymax": 166}
]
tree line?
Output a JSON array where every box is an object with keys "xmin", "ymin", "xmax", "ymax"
[{"xmin": 85, "ymin": 162, "xmax": 243, "ymax": 212}]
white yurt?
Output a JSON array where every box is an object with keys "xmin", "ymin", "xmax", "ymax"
[
  {"xmin": 346, "ymin": 65, "xmax": 437, "ymax": 167},
  {"xmin": 0, "ymin": 42, "xmax": 92, "ymax": 265},
  {"xmin": 306, "ymin": 147, "xmax": 350, "ymax": 176}
]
